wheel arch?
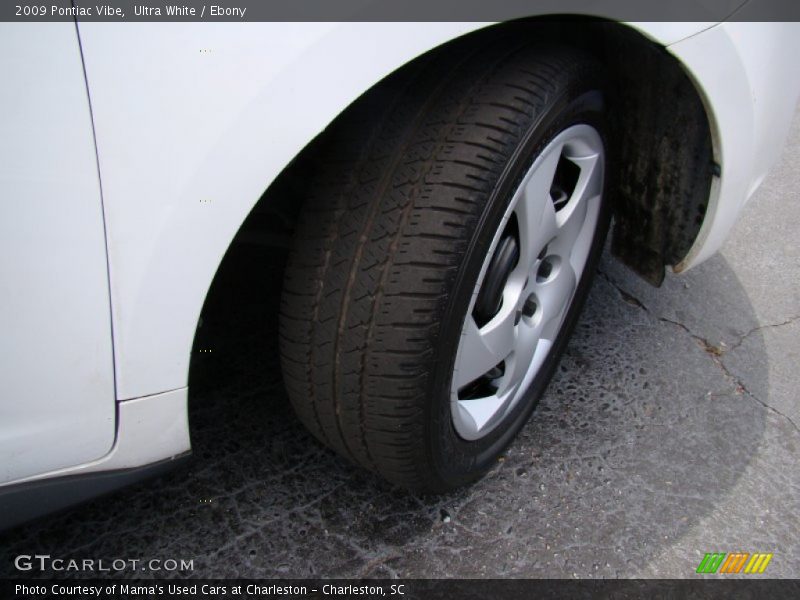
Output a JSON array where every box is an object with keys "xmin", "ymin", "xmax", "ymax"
[{"xmin": 81, "ymin": 19, "xmax": 716, "ymax": 401}]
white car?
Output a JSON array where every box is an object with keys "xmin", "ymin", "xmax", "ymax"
[{"xmin": 1, "ymin": 15, "xmax": 798, "ymax": 528}]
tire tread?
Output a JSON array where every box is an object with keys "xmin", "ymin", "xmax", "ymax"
[{"xmin": 280, "ymin": 39, "xmax": 598, "ymax": 489}]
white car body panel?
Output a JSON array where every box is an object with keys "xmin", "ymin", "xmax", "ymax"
[
  {"xmin": 671, "ymin": 21, "xmax": 800, "ymax": 270},
  {"xmin": 0, "ymin": 23, "xmax": 115, "ymax": 483},
  {"xmin": 4, "ymin": 388, "xmax": 190, "ymax": 486}
]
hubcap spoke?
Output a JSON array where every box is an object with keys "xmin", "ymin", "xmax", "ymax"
[
  {"xmin": 554, "ymin": 190, "xmax": 589, "ymax": 255},
  {"xmin": 454, "ymin": 309, "xmax": 516, "ymax": 390},
  {"xmin": 536, "ymin": 260, "xmax": 577, "ymax": 340},
  {"xmin": 551, "ymin": 153, "xmax": 602, "ymax": 261},
  {"xmin": 498, "ymin": 316, "xmax": 542, "ymax": 396},
  {"xmin": 456, "ymin": 395, "xmax": 506, "ymax": 433},
  {"xmin": 514, "ymin": 146, "xmax": 562, "ymax": 269}
]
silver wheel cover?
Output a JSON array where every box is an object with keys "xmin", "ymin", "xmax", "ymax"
[{"xmin": 451, "ymin": 124, "xmax": 605, "ymax": 441}]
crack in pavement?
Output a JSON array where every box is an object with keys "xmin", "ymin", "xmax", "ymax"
[
  {"xmin": 725, "ymin": 315, "xmax": 800, "ymax": 353},
  {"xmin": 660, "ymin": 317, "xmax": 800, "ymax": 435},
  {"xmin": 596, "ymin": 270, "xmax": 649, "ymax": 312},
  {"xmin": 596, "ymin": 268, "xmax": 800, "ymax": 436}
]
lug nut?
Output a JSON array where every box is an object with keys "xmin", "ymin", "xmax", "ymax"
[
  {"xmin": 522, "ymin": 296, "xmax": 538, "ymax": 319},
  {"xmin": 537, "ymin": 259, "xmax": 553, "ymax": 281}
]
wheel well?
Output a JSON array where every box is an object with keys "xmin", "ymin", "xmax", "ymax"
[
  {"xmin": 594, "ymin": 23, "xmax": 715, "ymax": 285},
  {"xmin": 497, "ymin": 20, "xmax": 715, "ymax": 286}
]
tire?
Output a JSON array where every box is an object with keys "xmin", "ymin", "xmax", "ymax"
[{"xmin": 280, "ymin": 39, "xmax": 611, "ymax": 493}]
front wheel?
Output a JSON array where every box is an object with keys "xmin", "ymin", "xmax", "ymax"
[{"xmin": 280, "ymin": 41, "xmax": 611, "ymax": 492}]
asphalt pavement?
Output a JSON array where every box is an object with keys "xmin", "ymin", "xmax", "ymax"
[{"xmin": 2, "ymin": 109, "xmax": 798, "ymax": 580}]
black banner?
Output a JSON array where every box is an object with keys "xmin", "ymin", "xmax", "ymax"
[
  {"xmin": 4, "ymin": 579, "xmax": 800, "ymax": 600},
  {"xmin": 2, "ymin": 0, "xmax": 800, "ymax": 23}
]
